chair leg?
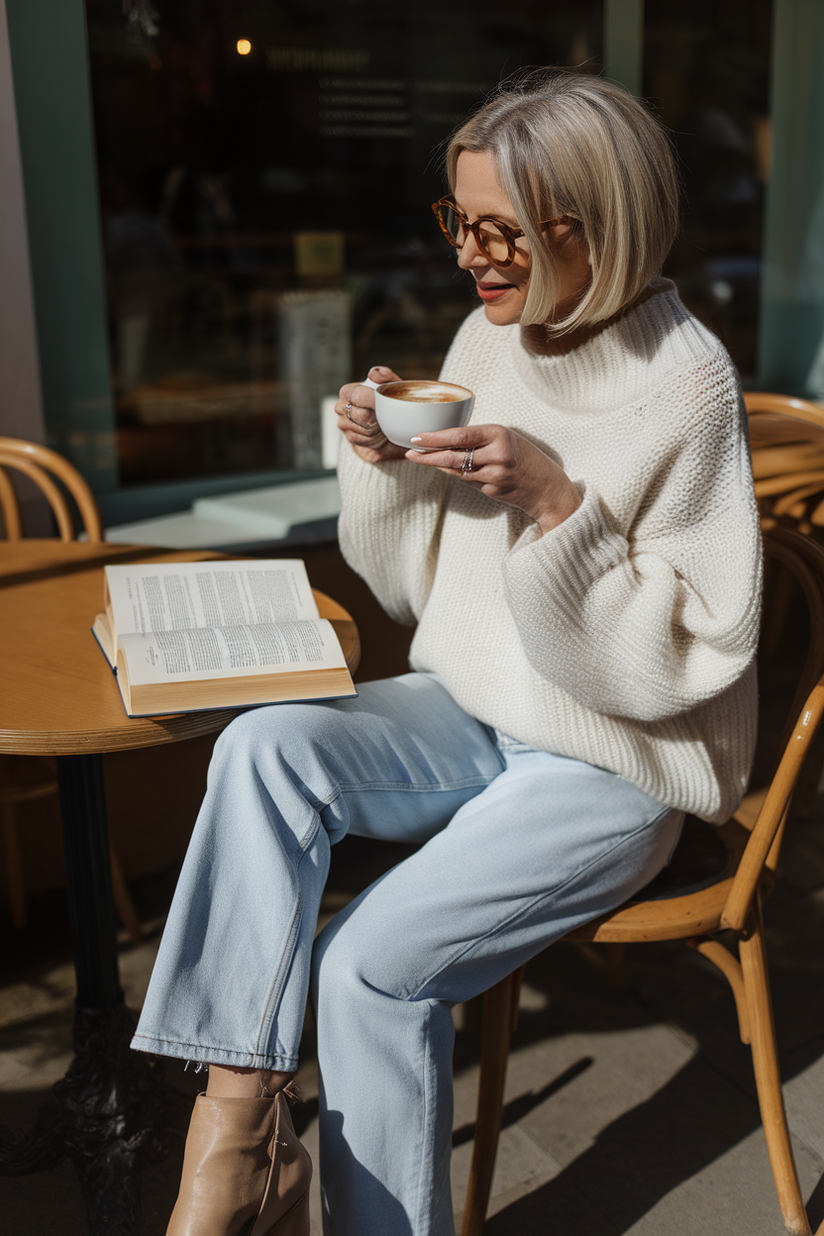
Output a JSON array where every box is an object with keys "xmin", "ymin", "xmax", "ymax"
[
  {"xmin": 2, "ymin": 802, "xmax": 27, "ymax": 929},
  {"xmin": 108, "ymin": 842, "xmax": 142, "ymax": 945},
  {"xmin": 740, "ymin": 898, "xmax": 811, "ymax": 1236},
  {"xmin": 461, "ymin": 966, "xmax": 525, "ymax": 1236},
  {"xmin": 607, "ymin": 942, "xmax": 626, "ymax": 989},
  {"xmin": 689, "ymin": 937, "xmax": 750, "ymax": 1043},
  {"xmin": 1, "ymin": 784, "xmax": 140, "ymax": 942}
]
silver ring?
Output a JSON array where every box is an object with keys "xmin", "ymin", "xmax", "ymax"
[
  {"xmin": 345, "ymin": 402, "xmax": 381, "ymax": 436},
  {"xmin": 460, "ymin": 447, "xmax": 475, "ymax": 474}
]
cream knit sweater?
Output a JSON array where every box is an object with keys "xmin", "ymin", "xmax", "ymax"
[{"xmin": 338, "ymin": 280, "xmax": 762, "ymax": 823}]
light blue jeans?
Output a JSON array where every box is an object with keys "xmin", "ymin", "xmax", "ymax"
[{"xmin": 132, "ymin": 673, "xmax": 683, "ymax": 1236}]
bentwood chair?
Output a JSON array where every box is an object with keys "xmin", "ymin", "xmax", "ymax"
[
  {"xmin": 746, "ymin": 392, "xmax": 824, "ymax": 535},
  {"xmin": 0, "ymin": 437, "xmax": 140, "ymax": 942},
  {"xmin": 461, "ymin": 526, "xmax": 824, "ymax": 1236},
  {"xmin": 745, "ymin": 394, "xmax": 824, "ymax": 816}
]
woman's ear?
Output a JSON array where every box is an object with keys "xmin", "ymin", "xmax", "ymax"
[{"xmin": 549, "ymin": 219, "xmax": 586, "ymax": 258}]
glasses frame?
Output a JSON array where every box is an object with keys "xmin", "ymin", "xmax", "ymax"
[{"xmin": 431, "ymin": 198, "xmax": 573, "ymax": 267}]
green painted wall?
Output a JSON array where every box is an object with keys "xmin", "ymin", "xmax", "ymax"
[
  {"xmin": 759, "ymin": 0, "xmax": 824, "ymax": 396},
  {"xmin": 604, "ymin": 0, "xmax": 643, "ymax": 96},
  {"xmin": 5, "ymin": 0, "xmax": 117, "ymax": 491}
]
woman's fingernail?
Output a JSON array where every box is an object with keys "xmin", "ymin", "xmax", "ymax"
[{"xmin": 410, "ymin": 436, "xmax": 422, "ymax": 443}]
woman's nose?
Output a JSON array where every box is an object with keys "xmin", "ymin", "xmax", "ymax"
[{"xmin": 456, "ymin": 231, "xmax": 487, "ymax": 270}]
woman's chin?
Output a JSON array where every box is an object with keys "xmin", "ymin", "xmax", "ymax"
[{"xmin": 482, "ymin": 300, "xmax": 523, "ymax": 327}]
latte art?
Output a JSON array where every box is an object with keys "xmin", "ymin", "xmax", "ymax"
[
  {"xmin": 381, "ymin": 381, "xmax": 470, "ymax": 403},
  {"xmin": 372, "ymin": 377, "xmax": 475, "ymax": 450}
]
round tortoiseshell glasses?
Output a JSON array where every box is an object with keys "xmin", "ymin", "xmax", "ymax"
[{"xmin": 431, "ymin": 198, "xmax": 574, "ymax": 267}]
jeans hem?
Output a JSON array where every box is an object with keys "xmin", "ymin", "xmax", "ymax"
[{"xmin": 129, "ymin": 1034, "xmax": 299, "ymax": 1073}]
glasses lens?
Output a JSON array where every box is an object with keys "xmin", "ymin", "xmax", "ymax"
[
  {"xmin": 440, "ymin": 203, "xmax": 466, "ymax": 246},
  {"xmin": 476, "ymin": 221, "xmax": 511, "ymax": 264},
  {"xmin": 434, "ymin": 203, "xmax": 514, "ymax": 263}
]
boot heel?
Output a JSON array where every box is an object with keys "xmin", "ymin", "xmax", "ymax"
[
  {"xmin": 256, "ymin": 1189, "xmax": 310, "ymax": 1236},
  {"xmin": 249, "ymin": 1090, "xmax": 311, "ymax": 1236}
]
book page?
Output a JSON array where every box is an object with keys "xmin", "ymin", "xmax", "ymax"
[
  {"xmin": 119, "ymin": 617, "xmax": 347, "ymax": 685},
  {"xmin": 91, "ymin": 613, "xmax": 115, "ymax": 667},
  {"xmin": 105, "ymin": 560, "xmax": 319, "ymax": 640}
]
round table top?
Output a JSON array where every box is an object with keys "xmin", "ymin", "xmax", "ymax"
[{"xmin": 0, "ymin": 541, "xmax": 360, "ymax": 756}]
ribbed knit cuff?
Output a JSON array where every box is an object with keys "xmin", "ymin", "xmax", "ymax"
[
  {"xmin": 337, "ymin": 441, "xmax": 448, "ymax": 625},
  {"xmin": 503, "ymin": 484, "xmax": 630, "ymax": 616}
]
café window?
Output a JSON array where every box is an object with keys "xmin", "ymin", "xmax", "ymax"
[
  {"xmin": 85, "ymin": 0, "xmax": 605, "ymax": 489},
  {"xmin": 646, "ymin": 0, "xmax": 773, "ymax": 381}
]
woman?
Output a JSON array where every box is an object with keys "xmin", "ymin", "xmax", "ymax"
[{"xmin": 133, "ymin": 70, "xmax": 761, "ymax": 1236}]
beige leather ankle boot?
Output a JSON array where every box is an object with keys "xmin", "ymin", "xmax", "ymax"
[{"xmin": 167, "ymin": 1090, "xmax": 311, "ymax": 1236}]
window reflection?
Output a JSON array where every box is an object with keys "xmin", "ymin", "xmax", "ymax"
[
  {"xmin": 87, "ymin": 0, "xmax": 604, "ymax": 487},
  {"xmin": 644, "ymin": 0, "xmax": 773, "ymax": 381}
]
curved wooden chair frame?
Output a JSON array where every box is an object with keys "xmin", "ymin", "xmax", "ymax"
[
  {"xmin": 0, "ymin": 438, "xmax": 140, "ymax": 942},
  {"xmin": 746, "ymin": 393, "xmax": 824, "ymax": 534},
  {"xmin": 745, "ymin": 391, "xmax": 824, "ymax": 429},
  {"xmin": 0, "ymin": 436, "xmax": 103, "ymax": 543},
  {"xmin": 745, "ymin": 393, "xmax": 824, "ymax": 814},
  {"xmin": 461, "ymin": 526, "xmax": 824, "ymax": 1236}
]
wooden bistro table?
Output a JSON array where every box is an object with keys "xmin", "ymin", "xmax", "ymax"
[{"xmin": 0, "ymin": 541, "xmax": 360, "ymax": 1234}]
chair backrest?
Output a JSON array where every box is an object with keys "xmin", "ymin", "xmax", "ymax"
[
  {"xmin": 744, "ymin": 392, "xmax": 824, "ymax": 531},
  {"xmin": 722, "ymin": 526, "xmax": 824, "ymax": 931},
  {"xmin": 744, "ymin": 390, "xmax": 824, "ymax": 430},
  {"xmin": 0, "ymin": 437, "xmax": 103, "ymax": 543}
]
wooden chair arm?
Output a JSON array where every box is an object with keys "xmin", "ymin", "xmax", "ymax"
[{"xmin": 722, "ymin": 679, "xmax": 824, "ymax": 931}]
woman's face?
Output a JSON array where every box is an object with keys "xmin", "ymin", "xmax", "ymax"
[{"xmin": 453, "ymin": 150, "xmax": 591, "ymax": 328}]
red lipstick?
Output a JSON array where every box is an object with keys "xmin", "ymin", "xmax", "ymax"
[{"xmin": 476, "ymin": 282, "xmax": 515, "ymax": 302}]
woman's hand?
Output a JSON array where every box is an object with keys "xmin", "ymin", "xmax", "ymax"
[
  {"xmin": 405, "ymin": 424, "xmax": 582, "ymax": 534},
  {"xmin": 336, "ymin": 367, "xmax": 407, "ymax": 464}
]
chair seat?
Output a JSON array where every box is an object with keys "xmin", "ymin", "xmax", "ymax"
[
  {"xmin": 635, "ymin": 816, "xmax": 732, "ymax": 899},
  {"xmin": 566, "ymin": 815, "xmax": 756, "ymax": 943},
  {"xmin": 567, "ymin": 876, "xmax": 734, "ymax": 941}
]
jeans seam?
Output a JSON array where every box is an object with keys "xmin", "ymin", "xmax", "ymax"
[
  {"xmin": 313, "ymin": 773, "xmax": 502, "ymax": 811},
  {"xmin": 254, "ymin": 810, "xmax": 319, "ymax": 1057},
  {"xmin": 414, "ymin": 1001, "xmax": 433, "ymax": 1233},
  {"xmin": 404, "ymin": 804, "xmax": 677, "ymax": 1000}
]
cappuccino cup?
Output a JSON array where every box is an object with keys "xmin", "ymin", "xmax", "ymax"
[{"xmin": 363, "ymin": 378, "xmax": 475, "ymax": 451}]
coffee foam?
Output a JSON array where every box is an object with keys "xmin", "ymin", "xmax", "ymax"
[{"xmin": 381, "ymin": 381, "xmax": 468, "ymax": 403}]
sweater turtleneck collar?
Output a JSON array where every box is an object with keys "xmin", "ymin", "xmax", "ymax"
[
  {"xmin": 520, "ymin": 279, "xmax": 668, "ymax": 359},
  {"xmin": 507, "ymin": 277, "xmax": 718, "ymax": 414}
]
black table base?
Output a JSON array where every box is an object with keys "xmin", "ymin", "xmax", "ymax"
[{"xmin": 0, "ymin": 754, "xmax": 162, "ymax": 1234}]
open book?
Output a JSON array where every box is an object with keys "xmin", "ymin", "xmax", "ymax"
[{"xmin": 92, "ymin": 559, "xmax": 357, "ymax": 717}]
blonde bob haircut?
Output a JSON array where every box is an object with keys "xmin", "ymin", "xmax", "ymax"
[{"xmin": 446, "ymin": 70, "xmax": 681, "ymax": 334}]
